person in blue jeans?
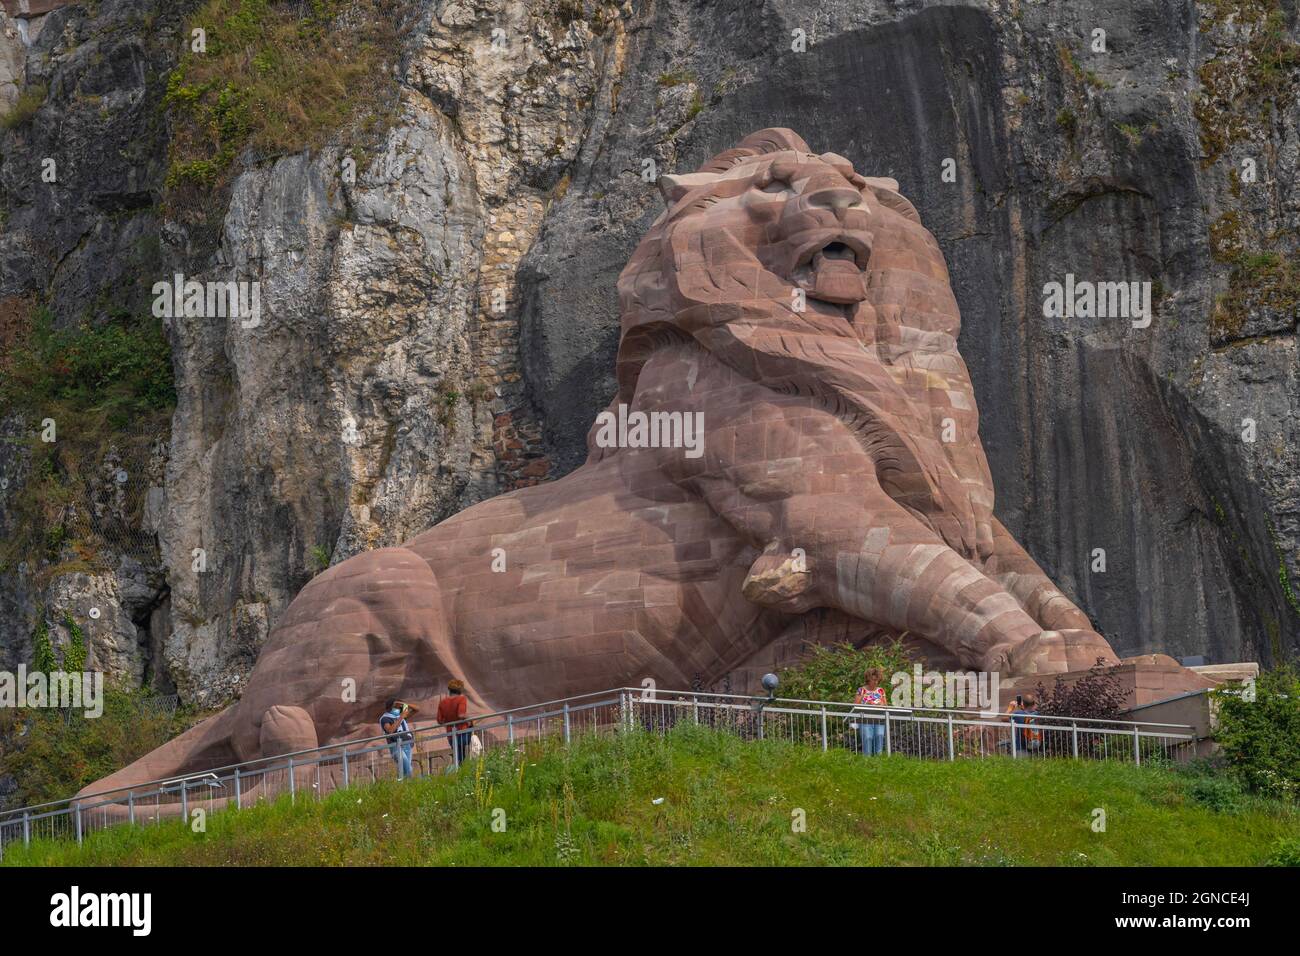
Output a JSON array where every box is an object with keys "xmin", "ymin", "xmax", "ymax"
[
  {"xmin": 853, "ymin": 667, "xmax": 888, "ymax": 756},
  {"xmin": 380, "ymin": 698, "xmax": 418, "ymax": 779}
]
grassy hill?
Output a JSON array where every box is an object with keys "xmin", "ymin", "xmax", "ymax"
[{"xmin": 5, "ymin": 726, "xmax": 1298, "ymax": 866}]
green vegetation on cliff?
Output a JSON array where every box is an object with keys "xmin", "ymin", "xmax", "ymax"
[
  {"xmin": 1196, "ymin": 1, "xmax": 1300, "ymax": 339},
  {"xmin": 0, "ymin": 305, "xmax": 174, "ymax": 579},
  {"xmin": 5, "ymin": 727, "xmax": 1297, "ymax": 867},
  {"xmin": 163, "ymin": 0, "xmax": 402, "ymax": 215},
  {"xmin": 1195, "ymin": 0, "xmax": 1300, "ymax": 165},
  {"xmin": 0, "ymin": 83, "xmax": 48, "ymax": 131},
  {"xmin": 0, "ymin": 687, "xmax": 208, "ymax": 810}
]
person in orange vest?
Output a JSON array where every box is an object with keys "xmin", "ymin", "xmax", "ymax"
[
  {"xmin": 436, "ymin": 679, "xmax": 474, "ymax": 768},
  {"xmin": 1010, "ymin": 692, "xmax": 1042, "ymax": 755}
]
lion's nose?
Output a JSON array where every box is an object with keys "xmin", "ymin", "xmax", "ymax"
[{"xmin": 804, "ymin": 184, "xmax": 865, "ymax": 219}]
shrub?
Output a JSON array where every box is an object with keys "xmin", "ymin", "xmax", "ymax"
[
  {"xmin": 1214, "ymin": 665, "xmax": 1300, "ymax": 801},
  {"xmin": 61, "ymin": 613, "xmax": 88, "ymax": 674},
  {"xmin": 0, "ymin": 83, "xmax": 47, "ymax": 130},
  {"xmin": 0, "ymin": 685, "xmax": 208, "ymax": 807},
  {"xmin": 1266, "ymin": 835, "xmax": 1300, "ymax": 867},
  {"xmin": 31, "ymin": 613, "xmax": 57, "ymax": 674},
  {"xmin": 1184, "ymin": 772, "xmax": 1248, "ymax": 813},
  {"xmin": 1034, "ymin": 657, "xmax": 1129, "ymax": 722},
  {"xmin": 309, "ymin": 544, "xmax": 332, "ymax": 573},
  {"xmin": 776, "ymin": 639, "xmax": 914, "ymax": 704},
  {"xmin": 0, "ymin": 307, "xmax": 175, "ymax": 422}
]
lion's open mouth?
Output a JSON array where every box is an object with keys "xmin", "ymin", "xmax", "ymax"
[{"xmin": 791, "ymin": 234, "xmax": 870, "ymax": 305}]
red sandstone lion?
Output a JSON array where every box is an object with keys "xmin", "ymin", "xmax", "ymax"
[{"xmin": 81, "ymin": 129, "xmax": 1124, "ymax": 797}]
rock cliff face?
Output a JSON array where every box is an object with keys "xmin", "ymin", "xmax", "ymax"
[{"xmin": 1, "ymin": 0, "xmax": 1296, "ymax": 707}]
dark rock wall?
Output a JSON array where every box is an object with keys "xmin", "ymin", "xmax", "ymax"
[{"xmin": 2, "ymin": 0, "xmax": 1296, "ymax": 702}]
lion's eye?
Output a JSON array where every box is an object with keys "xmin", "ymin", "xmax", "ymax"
[{"xmin": 759, "ymin": 177, "xmax": 791, "ymax": 194}]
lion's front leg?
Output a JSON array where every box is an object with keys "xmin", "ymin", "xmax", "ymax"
[
  {"xmin": 828, "ymin": 499, "xmax": 1116, "ymax": 675},
  {"xmin": 773, "ymin": 491, "xmax": 1044, "ymax": 673},
  {"xmin": 700, "ymin": 474, "xmax": 1099, "ymax": 676}
]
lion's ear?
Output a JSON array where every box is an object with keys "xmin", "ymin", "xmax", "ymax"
[{"xmin": 658, "ymin": 172, "xmax": 718, "ymax": 205}]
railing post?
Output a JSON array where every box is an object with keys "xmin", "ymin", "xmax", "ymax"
[
  {"xmin": 507, "ymin": 712, "xmax": 515, "ymax": 747},
  {"xmin": 75, "ymin": 805, "xmax": 82, "ymax": 844},
  {"xmin": 1133, "ymin": 726, "xmax": 1141, "ymax": 766},
  {"xmin": 288, "ymin": 758, "xmax": 295, "ymax": 801},
  {"xmin": 128, "ymin": 790, "xmax": 135, "ymax": 826},
  {"xmin": 234, "ymin": 767, "xmax": 242, "ymax": 809},
  {"xmin": 1071, "ymin": 721, "xmax": 1079, "ymax": 759},
  {"xmin": 23, "ymin": 810, "xmax": 31, "ymax": 846},
  {"xmin": 1010, "ymin": 716, "xmax": 1017, "ymax": 759},
  {"xmin": 884, "ymin": 711, "xmax": 891, "ymax": 755},
  {"xmin": 181, "ymin": 781, "xmax": 188, "ymax": 823},
  {"xmin": 562, "ymin": 702, "xmax": 571, "ymax": 744},
  {"xmin": 820, "ymin": 707, "xmax": 828, "ymax": 752},
  {"xmin": 692, "ymin": 694, "xmax": 698, "ymax": 724},
  {"xmin": 341, "ymin": 750, "xmax": 350, "ymax": 789},
  {"xmin": 947, "ymin": 713, "xmax": 955, "ymax": 760}
]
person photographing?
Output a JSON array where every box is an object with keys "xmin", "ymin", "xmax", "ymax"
[{"xmin": 380, "ymin": 698, "xmax": 418, "ymax": 779}]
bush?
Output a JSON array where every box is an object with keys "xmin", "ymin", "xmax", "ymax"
[
  {"xmin": 1214, "ymin": 665, "xmax": 1300, "ymax": 801},
  {"xmin": 1034, "ymin": 657, "xmax": 1129, "ymax": 722},
  {"xmin": 1184, "ymin": 773, "xmax": 1248, "ymax": 813},
  {"xmin": 0, "ymin": 307, "xmax": 175, "ymax": 422},
  {"xmin": 0, "ymin": 685, "xmax": 208, "ymax": 807},
  {"xmin": 776, "ymin": 640, "xmax": 914, "ymax": 704},
  {"xmin": 0, "ymin": 83, "xmax": 47, "ymax": 130},
  {"xmin": 1266, "ymin": 835, "xmax": 1300, "ymax": 867}
]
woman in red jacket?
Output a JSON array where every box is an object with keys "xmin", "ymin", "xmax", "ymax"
[{"xmin": 436, "ymin": 679, "xmax": 474, "ymax": 768}]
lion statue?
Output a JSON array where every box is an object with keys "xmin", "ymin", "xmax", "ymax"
[{"xmin": 81, "ymin": 128, "xmax": 1126, "ymax": 798}]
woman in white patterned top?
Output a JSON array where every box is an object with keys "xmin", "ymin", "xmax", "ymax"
[{"xmin": 853, "ymin": 667, "xmax": 887, "ymax": 756}]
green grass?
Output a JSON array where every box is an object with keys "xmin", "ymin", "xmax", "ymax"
[{"xmin": 6, "ymin": 727, "xmax": 1298, "ymax": 866}]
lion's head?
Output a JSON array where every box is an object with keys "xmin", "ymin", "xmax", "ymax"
[{"xmin": 614, "ymin": 128, "xmax": 997, "ymax": 561}]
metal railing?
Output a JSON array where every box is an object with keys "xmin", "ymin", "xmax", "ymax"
[
  {"xmin": 623, "ymin": 690, "xmax": 1198, "ymax": 765},
  {"xmin": 0, "ymin": 687, "xmax": 1197, "ymax": 860}
]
